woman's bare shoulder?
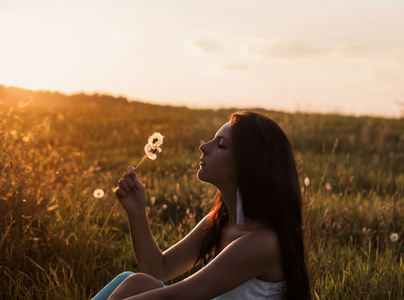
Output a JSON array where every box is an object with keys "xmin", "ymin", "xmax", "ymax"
[{"xmin": 243, "ymin": 226, "xmax": 281, "ymax": 259}]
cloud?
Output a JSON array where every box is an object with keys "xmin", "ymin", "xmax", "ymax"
[
  {"xmin": 331, "ymin": 44, "xmax": 370, "ymax": 58},
  {"xmin": 187, "ymin": 35, "xmax": 374, "ymax": 61},
  {"xmin": 250, "ymin": 40, "xmax": 325, "ymax": 59},
  {"xmin": 184, "ymin": 34, "xmax": 404, "ymax": 85},
  {"xmin": 189, "ymin": 38, "xmax": 225, "ymax": 53},
  {"xmin": 250, "ymin": 40, "xmax": 376, "ymax": 61},
  {"xmin": 223, "ymin": 63, "xmax": 251, "ymax": 70},
  {"xmin": 185, "ymin": 35, "xmax": 260, "ymax": 57}
]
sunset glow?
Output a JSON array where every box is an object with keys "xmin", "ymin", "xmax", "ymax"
[{"xmin": 1, "ymin": 0, "xmax": 403, "ymax": 117}]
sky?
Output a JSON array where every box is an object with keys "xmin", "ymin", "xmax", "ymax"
[{"xmin": 1, "ymin": 0, "xmax": 404, "ymax": 117}]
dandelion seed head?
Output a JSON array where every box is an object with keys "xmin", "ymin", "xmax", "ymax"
[
  {"xmin": 150, "ymin": 196, "xmax": 156, "ymax": 205},
  {"xmin": 148, "ymin": 132, "xmax": 164, "ymax": 147},
  {"xmin": 144, "ymin": 144, "xmax": 158, "ymax": 160},
  {"xmin": 22, "ymin": 135, "xmax": 30, "ymax": 143},
  {"xmin": 136, "ymin": 132, "xmax": 164, "ymax": 169},
  {"xmin": 161, "ymin": 204, "xmax": 168, "ymax": 211},
  {"xmin": 93, "ymin": 189, "xmax": 105, "ymax": 199},
  {"xmin": 10, "ymin": 129, "xmax": 17, "ymax": 137},
  {"xmin": 390, "ymin": 233, "xmax": 399, "ymax": 242},
  {"xmin": 304, "ymin": 177, "xmax": 310, "ymax": 187},
  {"xmin": 325, "ymin": 182, "xmax": 332, "ymax": 191}
]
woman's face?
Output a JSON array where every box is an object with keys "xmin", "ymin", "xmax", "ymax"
[{"xmin": 197, "ymin": 122, "xmax": 237, "ymax": 189}]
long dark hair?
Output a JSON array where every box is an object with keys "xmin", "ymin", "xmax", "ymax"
[{"xmin": 196, "ymin": 111, "xmax": 310, "ymax": 299}]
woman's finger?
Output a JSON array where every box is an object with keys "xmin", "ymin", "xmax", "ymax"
[
  {"xmin": 114, "ymin": 187, "xmax": 127, "ymax": 199},
  {"xmin": 128, "ymin": 166, "xmax": 145, "ymax": 191},
  {"xmin": 128, "ymin": 166, "xmax": 138, "ymax": 182},
  {"xmin": 118, "ymin": 177, "xmax": 130, "ymax": 192},
  {"xmin": 124, "ymin": 173, "xmax": 135, "ymax": 189}
]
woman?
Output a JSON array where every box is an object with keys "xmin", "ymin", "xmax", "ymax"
[{"xmin": 93, "ymin": 111, "xmax": 310, "ymax": 299}]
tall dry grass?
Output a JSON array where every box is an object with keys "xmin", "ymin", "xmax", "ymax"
[{"xmin": 1, "ymin": 86, "xmax": 403, "ymax": 299}]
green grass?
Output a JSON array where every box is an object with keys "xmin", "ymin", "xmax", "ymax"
[{"xmin": 0, "ymin": 85, "xmax": 403, "ymax": 299}]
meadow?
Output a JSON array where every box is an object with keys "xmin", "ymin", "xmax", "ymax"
[{"xmin": 1, "ymin": 85, "xmax": 403, "ymax": 299}]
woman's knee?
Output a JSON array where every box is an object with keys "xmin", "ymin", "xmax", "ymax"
[
  {"xmin": 92, "ymin": 272, "xmax": 134, "ymax": 300},
  {"xmin": 113, "ymin": 271, "xmax": 134, "ymax": 282},
  {"xmin": 108, "ymin": 273, "xmax": 163, "ymax": 300}
]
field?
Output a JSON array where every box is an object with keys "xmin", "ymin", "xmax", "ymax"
[{"xmin": 1, "ymin": 85, "xmax": 403, "ymax": 299}]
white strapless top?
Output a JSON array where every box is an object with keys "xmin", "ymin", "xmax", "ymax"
[{"xmin": 212, "ymin": 278, "xmax": 286, "ymax": 300}]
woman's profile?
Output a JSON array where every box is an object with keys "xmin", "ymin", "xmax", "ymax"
[{"xmin": 92, "ymin": 111, "xmax": 310, "ymax": 300}]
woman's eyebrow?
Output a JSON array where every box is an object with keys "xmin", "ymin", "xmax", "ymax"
[{"xmin": 216, "ymin": 135, "xmax": 229, "ymax": 142}]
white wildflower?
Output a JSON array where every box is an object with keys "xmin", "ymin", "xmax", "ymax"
[
  {"xmin": 390, "ymin": 233, "xmax": 399, "ymax": 242},
  {"xmin": 93, "ymin": 189, "xmax": 105, "ymax": 199}
]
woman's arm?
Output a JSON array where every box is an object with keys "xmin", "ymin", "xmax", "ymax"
[
  {"xmin": 115, "ymin": 167, "xmax": 208, "ymax": 281},
  {"xmin": 118, "ymin": 229, "xmax": 280, "ymax": 300}
]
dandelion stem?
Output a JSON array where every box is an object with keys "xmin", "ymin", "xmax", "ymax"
[
  {"xmin": 99, "ymin": 154, "xmax": 148, "ymax": 236},
  {"xmin": 135, "ymin": 154, "xmax": 148, "ymax": 170},
  {"xmin": 99, "ymin": 200, "xmax": 118, "ymax": 236}
]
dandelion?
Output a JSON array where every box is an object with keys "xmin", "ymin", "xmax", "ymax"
[
  {"xmin": 144, "ymin": 143, "xmax": 160, "ymax": 160},
  {"xmin": 93, "ymin": 189, "xmax": 104, "ymax": 199},
  {"xmin": 136, "ymin": 132, "xmax": 164, "ymax": 168},
  {"xmin": 304, "ymin": 177, "xmax": 310, "ymax": 187},
  {"xmin": 325, "ymin": 182, "xmax": 332, "ymax": 191},
  {"xmin": 150, "ymin": 196, "xmax": 156, "ymax": 205},
  {"xmin": 390, "ymin": 233, "xmax": 399, "ymax": 242},
  {"xmin": 148, "ymin": 132, "xmax": 164, "ymax": 147}
]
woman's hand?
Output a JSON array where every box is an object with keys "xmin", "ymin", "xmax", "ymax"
[{"xmin": 115, "ymin": 166, "xmax": 147, "ymax": 214}]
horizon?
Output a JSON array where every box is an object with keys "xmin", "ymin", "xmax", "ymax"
[
  {"xmin": 1, "ymin": 0, "xmax": 404, "ymax": 118},
  {"xmin": 2, "ymin": 84, "xmax": 402, "ymax": 119}
]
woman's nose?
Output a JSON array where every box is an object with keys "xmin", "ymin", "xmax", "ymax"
[{"xmin": 199, "ymin": 142, "xmax": 208, "ymax": 153}]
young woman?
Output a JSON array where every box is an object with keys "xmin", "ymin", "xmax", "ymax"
[{"xmin": 93, "ymin": 111, "xmax": 310, "ymax": 300}]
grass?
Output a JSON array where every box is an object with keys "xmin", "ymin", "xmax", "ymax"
[{"xmin": 0, "ymin": 85, "xmax": 403, "ymax": 299}]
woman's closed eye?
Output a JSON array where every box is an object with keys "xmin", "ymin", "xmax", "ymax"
[{"xmin": 217, "ymin": 137, "xmax": 227, "ymax": 149}]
